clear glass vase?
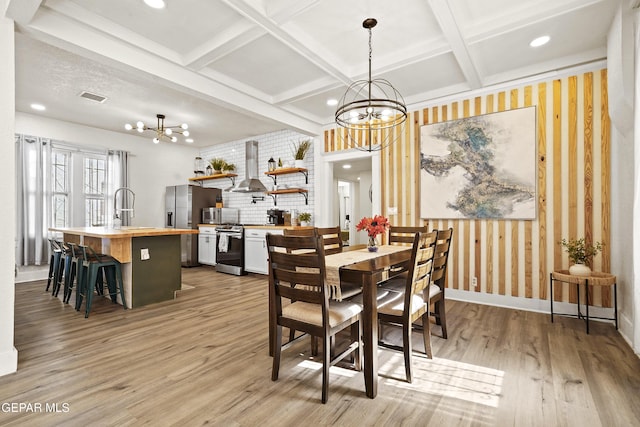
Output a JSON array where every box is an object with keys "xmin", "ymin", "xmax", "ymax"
[{"xmin": 367, "ymin": 236, "xmax": 378, "ymax": 252}]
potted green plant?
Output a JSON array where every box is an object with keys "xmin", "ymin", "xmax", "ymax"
[
  {"xmin": 209, "ymin": 158, "xmax": 236, "ymax": 174},
  {"xmin": 222, "ymin": 162, "xmax": 236, "ymax": 173},
  {"xmin": 298, "ymin": 212, "xmax": 312, "ymax": 227},
  {"xmin": 209, "ymin": 158, "xmax": 227, "ymax": 174},
  {"xmin": 560, "ymin": 238, "xmax": 603, "ymax": 276},
  {"xmin": 292, "ymin": 139, "xmax": 312, "ymax": 168}
]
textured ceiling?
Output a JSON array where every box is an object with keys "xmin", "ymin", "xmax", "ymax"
[{"xmin": 8, "ymin": 0, "xmax": 620, "ymax": 147}]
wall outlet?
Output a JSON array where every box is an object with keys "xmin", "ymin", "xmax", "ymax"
[
  {"xmin": 388, "ymin": 206, "xmax": 398, "ymax": 215},
  {"xmin": 140, "ymin": 248, "xmax": 150, "ymax": 260},
  {"xmin": 472, "ymin": 277, "xmax": 477, "ymax": 287}
]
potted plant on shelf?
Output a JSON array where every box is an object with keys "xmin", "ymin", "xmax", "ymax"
[
  {"xmin": 222, "ymin": 162, "xmax": 236, "ymax": 173},
  {"xmin": 298, "ymin": 212, "xmax": 312, "ymax": 227},
  {"xmin": 209, "ymin": 158, "xmax": 227, "ymax": 174},
  {"xmin": 209, "ymin": 158, "xmax": 236, "ymax": 174},
  {"xmin": 560, "ymin": 237, "xmax": 603, "ymax": 276},
  {"xmin": 292, "ymin": 139, "xmax": 312, "ymax": 168}
]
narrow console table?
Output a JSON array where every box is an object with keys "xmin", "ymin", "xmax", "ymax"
[{"xmin": 549, "ymin": 270, "xmax": 618, "ymax": 334}]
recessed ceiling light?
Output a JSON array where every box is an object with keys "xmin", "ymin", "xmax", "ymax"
[
  {"xmin": 185, "ymin": 138, "xmax": 194, "ymax": 143},
  {"xmin": 327, "ymin": 99, "xmax": 338, "ymax": 106},
  {"xmin": 144, "ymin": 0, "xmax": 166, "ymax": 9},
  {"xmin": 30, "ymin": 103, "xmax": 46, "ymax": 111},
  {"xmin": 530, "ymin": 35, "xmax": 550, "ymax": 48},
  {"xmin": 343, "ymin": 164, "xmax": 351, "ymax": 169}
]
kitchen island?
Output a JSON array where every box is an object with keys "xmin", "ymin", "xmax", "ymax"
[{"xmin": 50, "ymin": 226, "xmax": 198, "ymax": 308}]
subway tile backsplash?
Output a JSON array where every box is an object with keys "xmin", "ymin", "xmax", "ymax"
[{"xmin": 198, "ymin": 129, "xmax": 314, "ymax": 225}]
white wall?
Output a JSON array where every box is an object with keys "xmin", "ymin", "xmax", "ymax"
[
  {"xmin": 0, "ymin": 2, "xmax": 18, "ymax": 377},
  {"xmin": 15, "ymin": 113, "xmax": 198, "ymax": 227},
  {"xmin": 199, "ymin": 129, "xmax": 315, "ymax": 225},
  {"xmin": 608, "ymin": 4, "xmax": 638, "ymax": 353}
]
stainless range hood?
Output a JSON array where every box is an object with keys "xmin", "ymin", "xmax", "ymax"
[{"xmin": 227, "ymin": 140, "xmax": 269, "ymax": 193}]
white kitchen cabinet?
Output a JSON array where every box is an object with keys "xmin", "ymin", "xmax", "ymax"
[
  {"xmin": 244, "ymin": 228, "xmax": 283, "ymax": 274},
  {"xmin": 198, "ymin": 226, "xmax": 217, "ymax": 266}
]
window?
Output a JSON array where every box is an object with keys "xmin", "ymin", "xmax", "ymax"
[
  {"xmin": 51, "ymin": 150, "xmax": 69, "ymax": 228},
  {"xmin": 83, "ymin": 156, "xmax": 107, "ymax": 226}
]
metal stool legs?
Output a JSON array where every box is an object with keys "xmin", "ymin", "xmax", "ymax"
[{"xmin": 75, "ymin": 245, "xmax": 126, "ymax": 318}]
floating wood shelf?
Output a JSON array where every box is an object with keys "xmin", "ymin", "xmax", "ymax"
[
  {"xmin": 189, "ymin": 173, "xmax": 237, "ymax": 186},
  {"xmin": 266, "ymin": 188, "xmax": 308, "ymax": 206},
  {"xmin": 265, "ymin": 167, "xmax": 308, "ymax": 184}
]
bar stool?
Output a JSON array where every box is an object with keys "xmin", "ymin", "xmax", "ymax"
[
  {"xmin": 62, "ymin": 243, "xmax": 83, "ymax": 304},
  {"xmin": 75, "ymin": 245, "xmax": 126, "ymax": 318},
  {"xmin": 46, "ymin": 239, "xmax": 63, "ymax": 292},
  {"xmin": 51, "ymin": 242, "xmax": 71, "ymax": 297}
]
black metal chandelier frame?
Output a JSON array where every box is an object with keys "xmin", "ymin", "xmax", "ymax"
[{"xmin": 335, "ymin": 18, "xmax": 407, "ymax": 152}]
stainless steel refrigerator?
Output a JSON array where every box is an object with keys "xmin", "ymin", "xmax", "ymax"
[{"xmin": 165, "ymin": 185, "xmax": 221, "ymax": 267}]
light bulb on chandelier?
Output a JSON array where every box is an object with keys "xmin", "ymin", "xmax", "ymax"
[{"xmin": 124, "ymin": 114, "xmax": 192, "ymax": 144}]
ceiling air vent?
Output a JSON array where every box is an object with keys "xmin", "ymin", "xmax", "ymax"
[{"xmin": 79, "ymin": 91, "xmax": 107, "ymax": 103}]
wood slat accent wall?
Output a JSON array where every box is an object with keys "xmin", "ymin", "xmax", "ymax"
[{"xmin": 324, "ymin": 70, "xmax": 612, "ymax": 307}]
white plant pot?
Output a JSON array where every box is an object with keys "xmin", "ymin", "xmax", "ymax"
[
  {"xmin": 294, "ymin": 159, "xmax": 305, "ymax": 168},
  {"xmin": 569, "ymin": 263, "xmax": 591, "ymax": 276},
  {"xmin": 300, "ymin": 221, "xmax": 310, "ymax": 227}
]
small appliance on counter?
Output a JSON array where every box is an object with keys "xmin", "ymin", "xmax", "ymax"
[
  {"xmin": 202, "ymin": 207, "xmax": 240, "ymax": 225},
  {"xmin": 267, "ymin": 209, "xmax": 285, "ymax": 225}
]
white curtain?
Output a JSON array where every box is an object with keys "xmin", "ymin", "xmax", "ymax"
[{"xmin": 15, "ymin": 134, "xmax": 51, "ymax": 266}]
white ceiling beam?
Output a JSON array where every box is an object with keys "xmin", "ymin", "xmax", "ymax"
[
  {"xmin": 482, "ymin": 49, "xmax": 607, "ymax": 87},
  {"xmin": 273, "ymin": 76, "xmax": 342, "ymax": 105},
  {"xmin": 427, "ymin": 0, "xmax": 482, "ymax": 89},
  {"xmin": 184, "ymin": 23, "xmax": 266, "ymax": 70},
  {"xmin": 4, "ymin": 0, "xmax": 42, "ymax": 25},
  {"xmin": 265, "ymin": 0, "xmax": 320, "ymax": 25}
]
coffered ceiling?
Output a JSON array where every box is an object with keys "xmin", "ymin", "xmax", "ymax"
[{"xmin": 7, "ymin": 0, "xmax": 620, "ymax": 147}]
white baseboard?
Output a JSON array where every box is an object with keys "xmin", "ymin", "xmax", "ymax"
[
  {"xmin": 446, "ymin": 288, "xmax": 617, "ymax": 324},
  {"xmin": 15, "ymin": 266, "xmax": 49, "ymax": 283}
]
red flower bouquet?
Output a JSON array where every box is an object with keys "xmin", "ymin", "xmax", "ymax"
[{"xmin": 356, "ymin": 215, "xmax": 390, "ymax": 238}]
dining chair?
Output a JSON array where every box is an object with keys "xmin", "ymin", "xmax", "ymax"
[
  {"xmin": 379, "ymin": 225, "xmax": 429, "ymax": 287},
  {"xmin": 283, "ymin": 226, "xmax": 358, "ymax": 353},
  {"xmin": 385, "ymin": 225, "xmax": 428, "ymax": 279},
  {"xmin": 266, "ymin": 233, "xmax": 362, "ymax": 403},
  {"xmin": 429, "ymin": 228, "xmax": 453, "ymax": 339},
  {"xmin": 316, "ymin": 226, "xmax": 343, "ymax": 255},
  {"xmin": 388, "ymin": 225, "xmax": 429, "ymax": 245},
  {"xmin": 367, "ymin": 231, "xmax": 437, "ymax": 383}
]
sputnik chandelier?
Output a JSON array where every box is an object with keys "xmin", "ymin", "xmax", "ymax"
[
  {"xmin": 125, "ymin": 114, "xmax": 191, "ymax": 144},
  {"xmin": 335, "ymin": 18, "xmax": 407, "ymax": 152}
]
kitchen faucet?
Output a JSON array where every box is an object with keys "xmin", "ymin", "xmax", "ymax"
[{"xmin": 113, "ymin": 187, "xmax": 135, "ymax": 228}]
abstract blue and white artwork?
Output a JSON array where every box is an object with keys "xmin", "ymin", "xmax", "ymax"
[{"xmin": 420, "ymin": 106, "xmax": 537, "ymax": 219}]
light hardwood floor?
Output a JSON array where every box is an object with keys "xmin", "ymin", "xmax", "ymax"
[{"xmin": 2, "ymin": 267, "xmax": 640, "ymax": 426}]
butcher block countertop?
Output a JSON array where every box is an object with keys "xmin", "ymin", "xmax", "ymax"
[{"xmin": 50, "ymin": 226, "xmax": 198, "ymax": 238}]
